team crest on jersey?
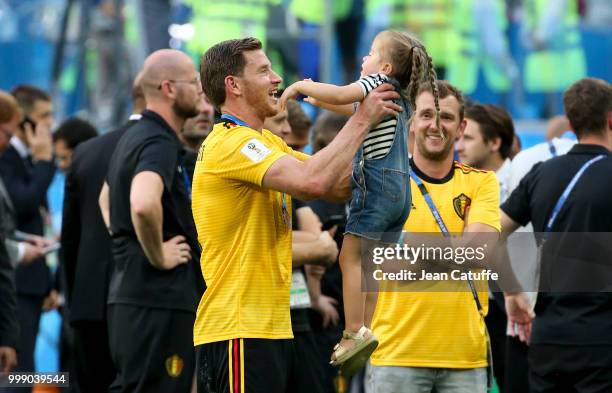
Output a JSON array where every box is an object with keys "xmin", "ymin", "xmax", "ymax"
[
  {"xmin": 453, "ymin": 193, "xmax": 471, "ymax": 220},
  {"xmin": 165, "ymin": 354, "xmax": 184, "ymax": 378}
]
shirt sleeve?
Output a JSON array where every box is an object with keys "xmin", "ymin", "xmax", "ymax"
[
  {"xmin": 467, "ymin": 172, "xmax": 501, "ymax": 231},
  {"xmin": 501, "ymin": 163, "xmax": 540, "ymax": 227},
  {"xmin": 134, "ymin": 135, "xmax": 177, "ymax": 190},
  {"xmin": 355, "ymin": 73, "xmax": 389, "ymax": 99},
  {"xmin": 212, "ymin": 127, "xmax": 288, "ymax": 186},
  {"xmin": 285, "ymin": 147, "xmax": 310, "ymax": 162}
]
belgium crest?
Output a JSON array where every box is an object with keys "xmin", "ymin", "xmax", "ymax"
[
  {"xmin": 453, "ymin": 193, "xmax": 471, "ymax": 220},
  {"xmin": 166, "ymin": 354, "xmax": 184, "ymax": 378}
]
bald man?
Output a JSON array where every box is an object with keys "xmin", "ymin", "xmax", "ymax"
[
  {"xmin": 59, "ymin": 72, "xmax": 147, "ymax": 393},
  {"xmin": 99, "ymin": 50, "xmax": 205, "ymax": 393}
]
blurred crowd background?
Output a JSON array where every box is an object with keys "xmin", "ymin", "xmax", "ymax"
[{"xmin": 0, "ymin": 0, "xmax": 610, "ymax": 384}]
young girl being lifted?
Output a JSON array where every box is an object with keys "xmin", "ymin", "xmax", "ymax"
[{"xmin": 280, "ymin": 30, "xmax": 442, "ymax": 375}]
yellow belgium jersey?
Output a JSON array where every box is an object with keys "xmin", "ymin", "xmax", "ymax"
[
  {"xmin": 371, "ymin": 161, "xmax": 500, "ymax": 368},
  {"xmin": 191, "ymin": 122, "xmax": 308, "ymax": 345}
]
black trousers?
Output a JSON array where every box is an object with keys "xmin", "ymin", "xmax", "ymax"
[
  {"xmin": 71, "ymin": 320, "xmax": 117, "ymax": 393},
  {"xmin": 484, "ymin": 295, "xmax": 506, "ymax": 392},
  {"xmin": 529, "ymin": 344, "xmax": 612, "ymax": 393},
  {"xmin": 0, "ymin": 295, "xmax": 43, "ymax": 393},
  {"xmin": 107, "ymin": 304, "xmax": 195, "ymax": 393},
  {"xmin": 292, "ymin": 331, "xmax": 325, "ymax": 393},
  {"xmin": 504, "ymin": 336, "xmax": 530, "ymax": 393}
]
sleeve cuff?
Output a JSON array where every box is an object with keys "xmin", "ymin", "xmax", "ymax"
[{"xmin": 16, "ymin": 242, "xmax": 26, "ymax": 266}]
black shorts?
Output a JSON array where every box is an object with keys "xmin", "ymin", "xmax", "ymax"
[
  {"xmin": 107, "ymin": 304, "xmax": 195, "ymax": 393},
  {"xmin": 197, "ymin": 338, "xmax": 292, "ymax": 393}
]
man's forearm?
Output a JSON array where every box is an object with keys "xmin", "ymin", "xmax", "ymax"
[
  {"xmin": 292, "ymin": 240, "xmax": 331, "ymax": 267},
  {"xmin": 131, "ymin": 202, "xmax": 164, "ymax": 269},
  {"xmin": 304, "ymin": 114, "xmax": 371, "ymax": 199}
]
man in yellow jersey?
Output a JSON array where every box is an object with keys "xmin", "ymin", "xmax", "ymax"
[
  {"xmin": 366, "ymin": 81, "xmax": 500, "ymax": 393},
  {"xmin": 191, "ymin": 37, "xmax": 402, "ymax": 393}
]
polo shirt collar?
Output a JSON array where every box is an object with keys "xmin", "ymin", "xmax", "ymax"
[
  {"xmin": 568, "ymin": 144, "xmax": 611, "ymax": 156},
  {"xmin": 141, "ymin": 110, "xmax": 178, "ymax": 141}
]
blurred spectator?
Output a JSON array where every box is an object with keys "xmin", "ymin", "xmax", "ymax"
[
  {"xmin": 0, "ymin": 85, "xmax": 56, "ymax": 384},
  {"xmin": 91, "ymin": 0, "xmax": 133, "ymax": 130},
  {"xmin": 544, "ymin": 115, "xmax": 572, "ymax": 141},
  {"xmin": 0, "ymin": 91, "xmax": 21, "ymax": 375},
  {"xmin": 312, "ymin": 111, "xmax": 350, "ymax": 153},
  {"xmin": 458, "ymin": 104, "xmax": 514, "ymax": 174},
  {"xmin": 52, "ymin": 118, "xmax": 98, "ymax": 171},
  {"xmin": 447, "ymin": 0, "xmax": 520, "ymax": 104},
  {"xmin": 509, "ymin": 134, "xmax": 521, "ymax": 159},
  {"xmin": 502, "ymin": 77, "xmax": 612, "ymax": 393},
  {"xmin": 290, "ymin": 0, "xmax": 363, "ymax": 82},
  {"xmin": 584, "ymin": 0, "xmax": 612, "ymax": 27},
  {"xmin": 286, "ymin": 100, "xmax": 311, "ymax": 150},
  {"xmin": 60, "ymin": 72, "xmax": 145, "ymax": 393},
  {"xmin": 486, "ymin": 104, "xmax": 520, "ymax": 161},
  {"xmin": 185, "ymin": 0, "xmax": 270, "ymax": 57},
  {"xmin": 180, "ymin": 93, "xmax": 214, "ymax": 153},
  {"xmin": 308, "ymin": 110, "xmax": 351, "ymax": 393},
  {"xmin": 375, "ymin": 0, "xmax": 451, "ymax": 78},
  {"xmin": 520, "ymin": 0, "xmax": 587, "ymax": 115},
  {"xmin": 11, "ymin": 85, "xmax": 54, "ymax": 129},
  {"xmin": 457, "ymin": 103, "xmax": 515, "ymax": 392}
]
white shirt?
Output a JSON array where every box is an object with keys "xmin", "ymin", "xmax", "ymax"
[
  {"xmin": 509, "ymin": 137, "xmax": 576, "ymax": 193},
  {"xmin": 496, "ymin": 158, "xmax": 512, "ymax": 203},
  {"xmin": 9, "ymin": 136, "xmax": 29, "ymax": 159}
]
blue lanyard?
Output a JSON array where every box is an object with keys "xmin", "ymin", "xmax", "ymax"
[
  {"xmin": 543, "ymin": 155, "xmax": 605, "ymax": 239},
  {"xmin": 409, "ymin": 170, "xmax": 484, "ymax": 313},
  {"xmin": 409, "ymin": 171, "xmax": 450, "ymax": 237},
  {"xmin": 547, "ymin": 141, "xmax": 557, "ymax": 157},
  {"xmin": 180, "ymin": 165, "xmax": 192, "ymax": 200},
  {"xmin": 220, "ymin": 114, "xmax": 250, "ymax": 128}
]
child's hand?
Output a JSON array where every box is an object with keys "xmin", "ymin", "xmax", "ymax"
[
  {"xmin": 304, "ymin": 96, "xmax": 321, "ymax": 107},
  {"xmin": 279, "ymin": 82, "xmax": 300, "ymax": 111}
]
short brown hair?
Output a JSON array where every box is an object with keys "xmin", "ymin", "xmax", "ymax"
[
  {"xmin": 200, "ymin": 37, "xmax": 262, "ymax": 108},
  {"xmin": 563, "ymin": 78, "xmax": 612, "ymax": 139},
  {"xmin": 312, "ymin": 111, "xmax": 349, "ymax": 153},
  {"xmin": 465, "ymin": 104, "xmax": 515, "ymax": 159},
  {"xmin": 287, "ymin": 100, "xmax": 311, "ymax": 139},
  {"xmin": 11, "ymin": 85, "xmax": 51, "ymax": 115},
  {"xmin": 0, "ymin": 90, "xmax": 21, "ymax": 124},
  {"xmin": 417, "ymin": 80, "xmax": 465, "ymax": 120}
]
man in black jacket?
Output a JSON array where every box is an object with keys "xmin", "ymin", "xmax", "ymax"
[
  {"xmin": 60, "ymin": 74, "xmax": 145, "ymax": 393},
  {"xmin": 0, "ymin": 86, "xmax": 55, "ymax": 380},
  {"xmin": 0, "ymin": 91, "xmax": 20, "ymax": 375}
]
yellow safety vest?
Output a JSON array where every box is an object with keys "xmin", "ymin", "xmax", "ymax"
[
  {"xmin": 446, "ymin": 0, "xmax": 511, "ymax": 94},
  {"xmin": 289, "ymin": 0, "xmax": 353, "ymax": 24},
  {"xmin": 523, "ymin": 0, "xmax": 586, "ymax": 93},
  {"xmin": 395, "ymin": 0, "xmax": 452, "ymax": 67},
  {"xmin": 184, "ymin": 0, "xmax": 275, "ymax": 56}
]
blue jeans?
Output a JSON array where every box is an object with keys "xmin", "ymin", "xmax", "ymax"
[
  {"xmin": 365, "ymin": 364, "xmax": 488, "ymax": 393},
  {"xmin": 345, "ymin": 96, "xmax": 411, "ymax": 243}
]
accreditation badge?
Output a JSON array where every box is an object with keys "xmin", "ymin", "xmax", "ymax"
[{"xmin": 290, "ymin": 270, "xmax": 311, "ymax": 309}]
